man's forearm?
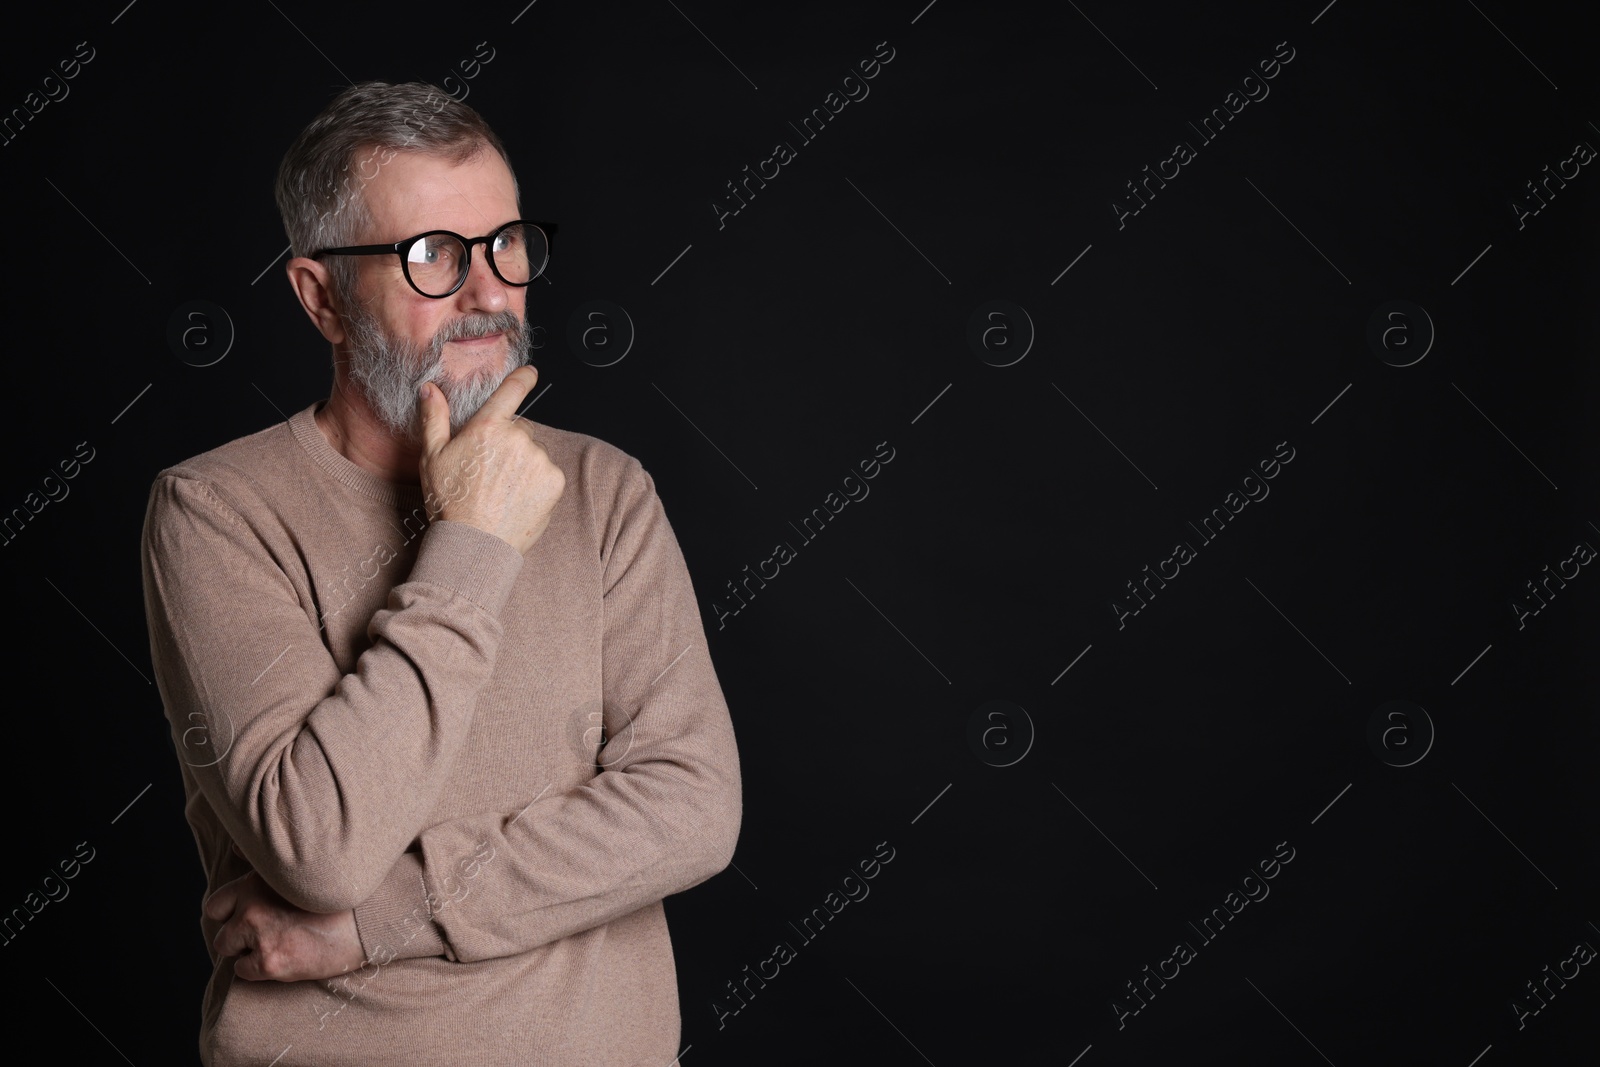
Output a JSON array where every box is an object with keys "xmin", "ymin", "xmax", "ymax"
[
  {"xmin": 350, "ymin": 699, "xmax": 741, "ymax": 965},
  {"xmin": 145, "ymin": 473, "xmax": 526, "ymax": 912}
]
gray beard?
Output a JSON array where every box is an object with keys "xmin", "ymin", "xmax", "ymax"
[{"xmin": 341, "ymin": 302, "xmax": 533, "ymax": 443}]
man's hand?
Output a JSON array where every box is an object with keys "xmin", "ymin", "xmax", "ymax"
[
  {"xmin": 204, "ymin": 868, "xmax": 366, "ymax": 982},
  {"xmin": 418, "ymin": 365, "xmax": 566, "ymax": 555}
]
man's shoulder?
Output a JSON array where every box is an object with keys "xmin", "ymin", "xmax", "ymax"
[
  {"xmin": 147, "ymin": 410, "xmax": 309, "ymax": 514},
  {"xmin": 522, "ymin": 420, "xmax": 648, "ymax": 495},
  {"xmin": 145, "ymin": 409, "xmax": 339, "ymax": 534},
  {"xmin": 519, "ymin": 421, "xmax": 678, "ymax": 551},
  {"xmin": 159, "ymin": 414, "xmax": 300, "ymax": 478}
]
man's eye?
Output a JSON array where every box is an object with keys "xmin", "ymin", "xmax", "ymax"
[
  {"xmin": 408, "ymin": 241, "xmax": 452, "ymax": 265},
  {"xmin": 493, "ymin": 233, "xmax": 515, "ymax": 253}
]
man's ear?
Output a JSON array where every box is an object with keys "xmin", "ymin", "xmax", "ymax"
[{"xmin": 285, "ymin": 256, "xmax": 348, "ymax": 344}]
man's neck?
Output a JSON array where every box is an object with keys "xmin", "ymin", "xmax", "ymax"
[{"xmin": 314, "ymin": 382, "xmax": 424, "ymax": 486}]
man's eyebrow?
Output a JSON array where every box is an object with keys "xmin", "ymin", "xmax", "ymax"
[{"xmin": 374, "ymin": 218, "xmax": 520, "ymax": 246}]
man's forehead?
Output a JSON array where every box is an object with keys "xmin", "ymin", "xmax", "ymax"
[{"xmin": 361, "ymin": 148, "xmax": 518, "ymax": 236}]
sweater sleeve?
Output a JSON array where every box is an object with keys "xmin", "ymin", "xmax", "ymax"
[
  {"xmin": 140, "ymin": 472, "xmax": 525, "ymax": 914},
  {"xmin": 348, "ymin": 457, "xmax": 742, "ymax": 964}
]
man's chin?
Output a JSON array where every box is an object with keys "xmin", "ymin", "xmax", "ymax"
[
  {"xmin": 380, "ymin": 342, "xmax": 525, "ymax": 441},
  {"xmin": 436, "ymin": 364, "xmax": 520, "ymax": 432}
]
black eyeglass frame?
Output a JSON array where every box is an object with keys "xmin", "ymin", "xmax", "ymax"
[{"xmin": 312, "ymin": 219, "xmax": 558, "ymax": 298}]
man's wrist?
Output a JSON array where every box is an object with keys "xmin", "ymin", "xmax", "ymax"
[{"xmin": 350, "ymin": 851, "xmax": 450, "ymax": 963}]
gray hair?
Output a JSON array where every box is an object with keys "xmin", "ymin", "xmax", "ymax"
[{"xmin": 274, "ymin": 81, "xmax": 521, "ymax": 306}]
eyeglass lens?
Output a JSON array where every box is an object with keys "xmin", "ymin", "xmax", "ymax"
[{"xmin": 404, "ymin": 223, "xmax": 548, "ymax": 296}]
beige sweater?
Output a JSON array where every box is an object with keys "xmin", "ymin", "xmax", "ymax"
[{"xmin": 140, "ymin": 402, "xmax": 742, "ymax": 1066}]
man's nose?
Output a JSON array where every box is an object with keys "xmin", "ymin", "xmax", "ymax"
[{"xmin": 456, "ymin": 242, "xmax": 509, "ymax": 312}]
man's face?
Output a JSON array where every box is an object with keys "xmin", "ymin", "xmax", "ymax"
[{"xmin": 337, "ymin": 147, "xmax": 532, "ymax": 441}]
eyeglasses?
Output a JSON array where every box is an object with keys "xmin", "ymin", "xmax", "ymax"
[{"xmin": 313, "ymin": 219, "xmax": 557, "ymax": 298}]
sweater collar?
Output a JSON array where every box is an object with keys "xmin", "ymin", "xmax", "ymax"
[{"xmin": 288, "ymin": 402, "xmax": 427, "ymax": 510}]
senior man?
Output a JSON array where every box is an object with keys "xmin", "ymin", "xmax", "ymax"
[{"xmin": 140, "ymin": 81, "xmax": 741, "ymax": 1066}]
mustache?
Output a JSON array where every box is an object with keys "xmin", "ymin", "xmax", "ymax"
[{"xmin": 430, "ymin": 311, "xmax": 525, "ymax": 353}]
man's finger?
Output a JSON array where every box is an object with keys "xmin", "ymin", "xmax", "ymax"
[
  {"xmin": 473, "ymin": 365, "xmax": 540, "ymax": 423},
  {"xmin": 417, "ymin": 381, "xmax": 452, "ymax": 456},
  {"xmin": 203, "ymin": 882, "xmax": 238, "ymax": 923},
  {"xmin": 213, "ymin": 917, "xmax": 250, "ymax": 960},
  {"xmin": 232, "ymin": 951, "xmax": 264, "ymax": 982}
]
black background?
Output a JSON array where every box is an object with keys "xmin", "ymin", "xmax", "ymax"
[{"xmin": 2, "ymin": 1, "xmax": 1596, "ymax": 1063}]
